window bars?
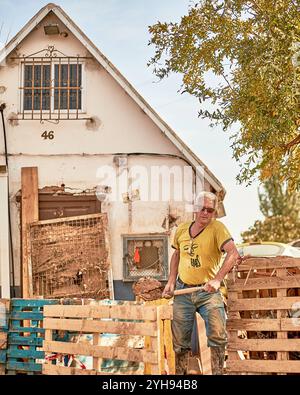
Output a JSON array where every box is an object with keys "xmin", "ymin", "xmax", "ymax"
[
  {"xmin": 12, "ymin": 46, "xmax": 92, "ymax": 121},
  {"xmin": 123, "ymin": 235, "xmax": 168, "ymax": 281}
]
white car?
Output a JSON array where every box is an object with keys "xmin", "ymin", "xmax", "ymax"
[{"xmin": 237, "ymin": 241, "xmax": 300, "ymax": 258}]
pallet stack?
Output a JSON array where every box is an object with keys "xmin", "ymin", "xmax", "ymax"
[
  {"xmin": 0, "ymin": 299, "xmax": 10, "ymax": 375},
  {"xmin": 5, "ymin": 299, "xmax": 58, "ymax": 375},
  {"xmin": 226, "ymin": 257, "xmax": 300, "ymax": 375},
  {"xmin": 42, "ymin": 303, "xmax": 173, "ymax": 375}
]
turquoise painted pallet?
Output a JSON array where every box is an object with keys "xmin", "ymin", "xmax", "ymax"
[
  {"xmin": 6, "ymin": 299, "xmax": 58, "ymax": 375},
  {"xmin": 0, "ymin": 299, "xmax": 9, "ymax": 374}
]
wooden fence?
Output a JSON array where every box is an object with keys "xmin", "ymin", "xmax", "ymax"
[
  {"xmin": 42, "ymin": 303, "xmax": 173, "ymax": 375},
  {"xmin": 226, "ymin": 257, "xmax": 300, "ymax": 374}
]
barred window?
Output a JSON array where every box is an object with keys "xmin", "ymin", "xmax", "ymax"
[
  {"xmin": 24, "ymin": 64, "xmax": 51, "ymax": 110},
  {"xmin": 22, "ymin": 62, "xmax": 82, "ymax": 113},
  {"xmin": 54, "ymin": 64, "xmax": 82, "ymax": 110},
  {"xmin": 123, "ymin": 235, "xmax": 168, "ymax": 281}
]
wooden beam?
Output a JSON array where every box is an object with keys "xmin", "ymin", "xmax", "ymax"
[
  {"xmin": 227, "ymin": 318, "xmax": 300, "ymax": 331},
  {"xmin": 196, "ymin": 312, "xmax": 212, "ymax": 375},
  {"xmin": 21, "ymin": 167, "xmax": 38, "ymax": 298},
  {"xmin": 43, "ymin": 304, "xmax": 158, "ymax": 321},
  {"xmin": 227, "ymin": 296, "xmax": 300, "ymax": 311},
  {"xmin": 43, "ymin": 317, "xmax": 157, "ymax": 336},
  {"xmin": 229, "ymin": 275, "xmax": 300, "ymax": 291},
  {"xmin": 236, "ymin": 257, "xmax": 300, "ymax": 271},
  {"xmin": 226, "ymin": 360, "xmax": 300, "ymax": 374},
  {"xmin": 0, "ymin": 171, "xmax": 10, "ymax": 298},
  {"xmin": 276, "ymin": 268, "xmax": 288, "ymax": 374},
  {"xmin": 228, "ymin": 338, "xmax": 300, "ymax": 352},
  {"xmin": 43, "ymin": 364, "xmax": 98, "ymax": 375},
  {"xmin": 43, "ymin": 340, "xmax": 158, "ymax": 363}
]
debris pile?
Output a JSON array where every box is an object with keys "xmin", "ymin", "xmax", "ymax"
[{"xmin": 132, "ymin": 277, "xmax": 164, "ymax": 301}]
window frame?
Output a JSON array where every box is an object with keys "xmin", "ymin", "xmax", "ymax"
[
  {"xmin": 122, "ymin": 234, "xmax": 169, "ymax": 282},
  {"xmin": 19, "ymin": 60, "xmax": 86, "ymax": 116}
]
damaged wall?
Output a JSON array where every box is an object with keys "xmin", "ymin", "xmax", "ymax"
[{"xmin": 0, "ymin": 10, "xmax": 217, "ymax": 297}]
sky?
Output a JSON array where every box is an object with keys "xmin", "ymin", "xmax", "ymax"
[{"xmin": 0, "ymin": 0, "xmax": 264, "ymax": 242}]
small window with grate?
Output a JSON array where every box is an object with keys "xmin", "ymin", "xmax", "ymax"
[
  {"xmin": 21, "ymin": 61, "xmax": 83, "ymax": 119},
  {"xmin": 123, "ymin": 235, "xmax": 168, "ymax": 281}
]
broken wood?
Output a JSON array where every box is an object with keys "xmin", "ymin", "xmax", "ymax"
[{"xmin": 196, "ymin": 312, "xmax": 212, "ymax": 375}]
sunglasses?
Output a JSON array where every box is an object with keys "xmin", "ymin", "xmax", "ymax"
[{"xmin": 200, "ymin": 207, "xmax": 215, "ymax": 214}]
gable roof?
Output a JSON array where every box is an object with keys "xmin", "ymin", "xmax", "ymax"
[{"xmin": 0, "ymin": 3, "xmax": 225, "ymax": 198}]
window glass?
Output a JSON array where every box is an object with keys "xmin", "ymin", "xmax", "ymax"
[{"xmin": 54, "ymin": 64, "xmax": 82, "ymax": 110}]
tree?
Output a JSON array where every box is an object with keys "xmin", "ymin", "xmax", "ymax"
[
  {"xmin": 241, "ymin": 177, "xmax": 300, "ymax": 242},
  {"xmin": 148, "ymin": 0, "xmax": 300, "ymax": 190}
]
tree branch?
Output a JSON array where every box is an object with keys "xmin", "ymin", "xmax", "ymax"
[{"xmin": 285, "ymin": 133, "xmax": 300, "ymax": 152}]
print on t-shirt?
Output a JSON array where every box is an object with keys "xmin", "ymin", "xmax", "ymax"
[{"xmin": 183, "ymin": 241, "xmax": 201, "ymax": 267}]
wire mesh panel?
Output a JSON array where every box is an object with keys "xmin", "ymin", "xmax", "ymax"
[
  {"xmin": 29, "ymin": 214, "xmax": 112, "ymax": 299},
  {"xmin": 123, "ymin": 236, "xmax": 168, "ymax": 281}
]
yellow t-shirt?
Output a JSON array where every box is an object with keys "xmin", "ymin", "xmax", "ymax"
[{"xmin": 172, "ymin": 219, "xmax": 232, "ymax": 285}]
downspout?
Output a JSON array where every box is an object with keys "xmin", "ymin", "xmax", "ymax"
[{"xmin": 0, "ymin": 103, "xmax": 16, "ymax": 296}]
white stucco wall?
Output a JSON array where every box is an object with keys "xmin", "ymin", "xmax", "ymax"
[{"xmin": 0, "ymin": 12, "xmax": 212, "ymax": 289}]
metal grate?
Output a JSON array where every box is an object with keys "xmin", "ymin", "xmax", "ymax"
[
  {"xmin": 29, "ymin": 213, "xmax": 112, "ymax": 299},
  {"xmin": 123, "ymin": 236, "xmax": 168, "ymax": 281},
  {"xmin": 12, "ymin": 45, "xmax": 92, "ymax": 121}
]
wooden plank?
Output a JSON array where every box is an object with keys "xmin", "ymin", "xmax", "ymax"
[
  {"xmin": 276, "ymin": 269, "xmax": 288, "ymax": 371},
  {"xmin": 43, "ymin": 340, "xmax": 158, "ymax": 364},
  {"xmin": 227, "ymin": 296, "xmax": 300, "ymax": 311},
  {"xmin": 236, "ymin": 257, "xmax": 300, "ymax": 271},
  {"xmin": 0, "ymin": 299, "xmax": 10, "ymax": 330},
  {"xmin": 228, "ymin": 338, "xmax": 300, "ymax": 351},
  {"xmin": 227, "ymin": 318, "xmax": 300, "ymax": 331},
  {"xmin": 143, "ymin": 299, "xmax": 174, "ymax": 375},
  {"xmin": 6, "ymin": 361, "xmax": 42, "ymax": 372},
  {"xmin": 43, "ymin": 364, "xmax": 98, "ymax": 375},
  {"xmin": 227, "ymin": 360, "xmax": 300, "ymax": 374},
  {"xmin": 9, "ymin": 327, "xmax": 45, "ymax": 334},
  {"xmin": 8, "ymin": 336, "xmax": 43, "ymax": 347},
  {"xmin": 226, "ymin": 280, "xmax": 240, "ymax": 372},
  {"xmin": 93, "ymin": 333, "xmax": 101, "ymax": 372},
  {"xmin": 0, "ymin": 349, "xmax": 6, "ymax": 364},
  {"xmin": 11, "ymin": 299, "xmax": 57, "ymax": 307},
  {"xmin": 0, "ymin": 364, "xmax": 5, "ymax": 375},
  {"xmin": 43, "ymin": 318, "xmax": 157, "ymax": 336},
  {"xmin": 196, "ymin": 312, "xmax": 211, "ymax": 375},
  {"xmin": 21, "ymin": 167, "xmax": 39, "ymax": 298},
  {"xmin": 229, "ymin": 275, "xmax": 300, "ymax": 291},
  {"xmin": 158, "ymin": 304, "xmax": 173, "ymax": 320},
  {"xmin": 10, "ymin": 312, "xmax": 43, "ymax": 320},
  {"xmin": 31, "ymin": 213, "xmax": 105, "ymax": 226},
  {"xmin": 0, "ymin": 172, "xmax": 10, "ymax": 298},
  {"xmin": 44, "ymin": 304, "xmax": 157, "ymax": 321},
  {"xmin": 281, "ymin": 318, "xmax": 300, "ymax": 331},
  {"xmin": 0, "ymin": 332, "xmax": 7, "ymax": 349},
  {"xmin": 7, "ymin": 349, "xmax": 44, "ymax": 359},
  {"xmin": 156, "ymin": 306, "xmax": 163, "ymax": 374}
]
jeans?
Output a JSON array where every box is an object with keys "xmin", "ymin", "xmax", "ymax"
[{"xmin": 172, "ymin": 279, "xmax": 227, "ymax": 354}]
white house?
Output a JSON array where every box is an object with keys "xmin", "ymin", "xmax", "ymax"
[{"xmin": 0, "ymin": 3, "xmax": 226, "ymax": 300}]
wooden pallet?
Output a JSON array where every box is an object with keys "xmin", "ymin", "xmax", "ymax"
[
  {"xmin": 6, "ymin": 298, "xmax": 58, "ymax": 375},
  {"xmin": 42, "ymin": 303, "xmax": 173, "ymax": 375},
  {"xmin": 0, "ymin": 299, "xmax": 10, "ymax": 375},
  {"xmin": 143, "ymin": 299, "xmax": 175, "ymax": 374},
  {"xmin": 226, "ymin": 257, "xmax": 300, "ymax": 375}
]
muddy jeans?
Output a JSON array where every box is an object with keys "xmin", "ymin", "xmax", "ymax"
[{"xmin": 172, "ymin": 279, "xmax": 227, "ymax": 355}]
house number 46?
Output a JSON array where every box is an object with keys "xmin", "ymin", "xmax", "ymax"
[{"xmin": 41, "ymin": 130, "xmax": 54, "ymax": 140}]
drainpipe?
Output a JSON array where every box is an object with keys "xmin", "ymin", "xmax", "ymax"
[{"xmin": 0, "ymin": 103, "xmax": 16, "ymax": 297}]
